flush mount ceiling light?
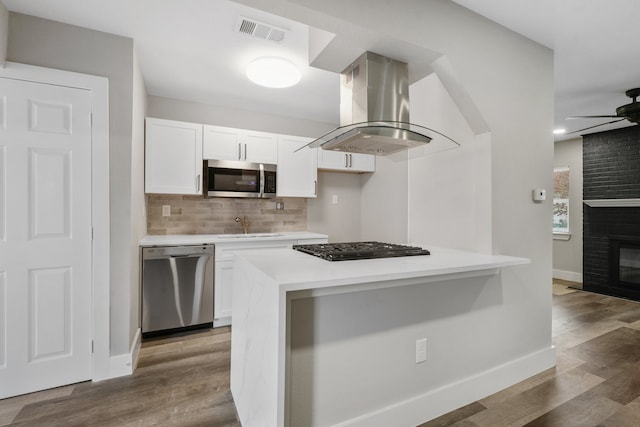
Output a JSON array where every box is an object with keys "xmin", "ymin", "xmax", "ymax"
[
  {"xmin": 246, "ymin": 57, "xmax": 301, "ymax": 88},
  {"xmin": 553, "ymin": 128, "xmax": 566, "ymax": 135}
]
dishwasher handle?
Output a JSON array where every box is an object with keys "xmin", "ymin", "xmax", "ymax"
[{"xmin": 142, "ymin": 244, "xmax": 214, "ymax": 259}]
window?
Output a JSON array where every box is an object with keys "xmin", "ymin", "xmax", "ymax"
[{"xmin": 553, "ymin": 166, "xmax": 570, "ymax": 234}]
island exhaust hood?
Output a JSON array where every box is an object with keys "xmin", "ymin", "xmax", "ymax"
[{"xmin": 299, "ymin": 51, "xmax": 459, "ymax": 156}]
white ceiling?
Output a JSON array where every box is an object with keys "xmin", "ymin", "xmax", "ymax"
[
  {"xmin": 2, "ymin": 0, "xmax": 341, "ymax": 124},
  {"xmin": 452, "ymin": 0, "xmax": 640, "ymax": 140},
  {"xmin": 4, "ymin": 0, "xmax": 640, "ymax": 139}
]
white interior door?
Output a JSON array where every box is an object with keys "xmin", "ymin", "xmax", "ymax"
[{"xmin": 0, "ymin": 77, "xmax": 93, "ymax": 398}]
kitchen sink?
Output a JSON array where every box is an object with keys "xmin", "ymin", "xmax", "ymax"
[{"xmin": 217, "ymin": 233, "xmax": 284, "ymax": 238}]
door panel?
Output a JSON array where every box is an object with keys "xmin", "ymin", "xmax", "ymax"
[
  {"xmin": 29, "ymin": 99, "xmax": 72, "ymax": 134},
  {"xmin": 0, "ymin": 146, "xmax": 5, "ymax": 241},
  {"xmin": 29, "ymin": 267, "xmax": 71, "ymax": 361},
  {"xmin": 0, "ymin": 77, "xmax": 92, "ymax": 399},
  {"xmin": 0, "ymin": 272, "xmax": 5, "ymax": 368},
  {"xmin": 30, "ymin": 149, "xmax": 71, "ymax": 239}
]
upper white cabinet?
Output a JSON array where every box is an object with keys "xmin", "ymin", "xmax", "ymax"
[
  {"xmin": 145, "ymin": 118, "xmax": 203, "ymax": 195},
  {"xmin": 277, "ymin": 135, "xmax": 317, "ymax": 198},
  {"xmin": 317, "ymin": 149, "xmax": 375, "ymax": 173},
  {"xmin": 203, "ymin": 125, "xmax": 277, "ymax": 164},
  {"xmin": 202, "ymin": 125, "xmax": 240, "ymax": 161}
]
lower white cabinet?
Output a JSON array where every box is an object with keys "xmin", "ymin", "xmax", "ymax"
[
  {"xmin": 213, "ymin": 237, "xmax": 328, "ymax": 326},
  {"xmin": 214, "ymin": 260, "xmax": 234, "ymax": 323}
]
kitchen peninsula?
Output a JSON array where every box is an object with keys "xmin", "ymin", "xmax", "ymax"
[{"xmin": 230, "ymin": 245, "xmax": 555, "ymax": 427}]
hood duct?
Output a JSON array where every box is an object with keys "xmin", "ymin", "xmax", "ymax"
[{"xmin": 300, "ymin": 51, "xmax": 459, "ymax": 156}]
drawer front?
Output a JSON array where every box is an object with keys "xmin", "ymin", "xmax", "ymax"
[{"xmin": 215, "ymin": 240, "xmax": 296, "ymax": 261}]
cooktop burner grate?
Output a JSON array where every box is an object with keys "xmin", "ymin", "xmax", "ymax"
[{"xmin": 292, "ymin": 241, "xmax": 430, "ymax": 261}]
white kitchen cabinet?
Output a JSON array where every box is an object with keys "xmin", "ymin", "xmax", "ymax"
[
  {"xmin": 244, "ymin": 130, "xmax": 278, "ymax": 163},
  {"xmin": 203, "ymin": 125, "xmax": 277, "ymax": 164},
  {"xmin": 214, "ymin": 259, "xmax": 234, "ymax": 322},
  {"xmin": 317, "ymin": 148, "xmax": 375, "ymax": 173},
  {"xmin": 277, "ymin": 135, "xmax": 317, "ymax": 198},
  {"xmin": 145, "ymin": 118, "xmax": 203, "ymax": 194},
  {"xmin": 213, "ymin": 237, "xmax": 328, "ymax": 326},
  {"xmin": 202, "ymin": 125, "xmax": 241, "ymax": 161}
]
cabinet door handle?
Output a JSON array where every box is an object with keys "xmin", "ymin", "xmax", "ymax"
[
  {"xmin": 196, "ymin": 174, "xmax": 201, "ymax": 193},
  {"xmin": 314, "ymin": 180, "xmax": 317, "ymax": 196},
  {"xmin": 238, "ymin": 143, "xmax": 242, "ymax": 160},
  {"xmin": 345, "ymin": 154, "xmax": 349, "ymax": 168},
  {"xmin": 244, "ymin": 144, "xmax": 247, "ymax": 160}
]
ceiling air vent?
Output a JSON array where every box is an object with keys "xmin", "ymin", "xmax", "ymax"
[{"xmin": 237, "ymin": 16, "xmax": 287, "ymax": 43}]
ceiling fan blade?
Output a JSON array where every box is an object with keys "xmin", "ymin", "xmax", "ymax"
[
  {"xmin": 565, "ymin": 115, "xmax": 621, "ymax": 119},
  {"xmin": 565, "ymin": 118, "xmax": 627, "ymax": 135}
]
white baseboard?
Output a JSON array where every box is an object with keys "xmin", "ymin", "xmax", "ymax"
[
  {"xmin": 334, "ymin": 346, "xmax": 556, "ymax": 427},
  {"xmin": 97, "ymin": 328, "xmax": 141, "ymax": 381},
  {"xmin": 553, "ymin": 269, "xmax": 583, "ymax": 283},
  {"xmin": 214, "ymin": 317, "xmax": 231, "ymax": 328},
  {"xmin": 130, "ymin": 328, "xmax": 142, "ymax": 371}
]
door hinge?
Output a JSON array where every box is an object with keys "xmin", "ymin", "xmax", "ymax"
[
  {"xmin": 91, "ymin": 227, "xmax": 94, "ymax": 241},
  {"xmin": 91, "ymin": 340, "xmax": 94, "ymax": 353},
  {"xmin": 91, "ymin": 113, "xmax": 93, "ymax": 126}
]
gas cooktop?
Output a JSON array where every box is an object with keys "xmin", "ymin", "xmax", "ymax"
[{"xmin": 292, "ymin": 241, "xmax": 430, "ymax": 262}]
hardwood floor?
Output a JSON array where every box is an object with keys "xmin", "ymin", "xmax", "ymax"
[
  {"xmin": 420, "ymin": 281, "xmax": 640, "ymax": 427},
  {"xmin": 3, "ymin": 281, "xmax": 640, "ymax": 426},
  {"xmin": 1, "ymin": 327, "xmax": 239, "ymax": 426}
]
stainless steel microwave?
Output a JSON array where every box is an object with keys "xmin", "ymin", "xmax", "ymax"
[{"xmin": 204, "ymin": 159, "xmax": 277, "ymax": 198}]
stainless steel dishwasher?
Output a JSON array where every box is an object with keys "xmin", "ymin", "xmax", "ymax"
[{"xmin": 141, "ymin": 244, "xmax": 214, "ymax": 337}]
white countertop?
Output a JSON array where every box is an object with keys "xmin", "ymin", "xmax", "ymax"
[
  {"xmin": 234, "ymin": 245, "xmax": 530, "ymax": 292},
  {"xmin": 139, "ymin": 231, "xmax": 328, "ymax": 246}
]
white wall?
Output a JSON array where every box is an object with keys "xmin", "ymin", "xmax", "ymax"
[
  {"xmin": 0, "ymin": 1, "xmax": 7, "ymax": 67},
  {"xmin": 406, "ymin": 73, "xmax": 491, "ymax": 253},
  {"xmin": 553, "ymin": 137, "xmax": 583, "ymax": 284},
  {"xmin": 147, "ymin": 95, "xmax": 334, "ymax": 138},
  {"xmin": 7, "ymin": 12, "xmax": 137, "ymax": 356},
  {"xmin": 130, "ymin": 48, "xmax": 148, "ymax": 343},
  {"xmin": 307, "ymin": 171, "xmax": 364, "ymax": 242},
  {"xmin": 360, "ymin": 155, "xmax": 409, "ymax": 243}
]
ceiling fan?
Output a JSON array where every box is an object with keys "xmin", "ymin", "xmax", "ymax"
[{"xmin": 566, "ymin": 88, "xmax": 640, "ymax": 135}]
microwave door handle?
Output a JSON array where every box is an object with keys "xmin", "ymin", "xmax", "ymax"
[{"xmin": 259, "ymin": 168, "xmax": 265, "ymax": 197}]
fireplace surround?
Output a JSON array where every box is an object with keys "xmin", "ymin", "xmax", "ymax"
[{"xmin": 583, "ymin": 126, "xmax": 640, "ymax": 300}]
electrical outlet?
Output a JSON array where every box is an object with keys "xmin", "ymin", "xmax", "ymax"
[
  {"xmin": 276, "ymin": 201, "xmax": 284, "ymax": 211},
  {"xmin": 162, "ymin": 205, "xmax": 171, "ymax": 217},
  {"xmin": 415, "ymin": 338, "xmax": 427, "ymax": 364}
]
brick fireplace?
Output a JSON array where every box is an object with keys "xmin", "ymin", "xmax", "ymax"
[{"xmin": 583, "ymin": 126, "xmax": 640, "ymax": 300}]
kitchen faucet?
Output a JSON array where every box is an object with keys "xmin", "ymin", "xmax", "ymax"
[{"xmin": 235, "ymin": 216, "xmax": 250, "ymax": 234}]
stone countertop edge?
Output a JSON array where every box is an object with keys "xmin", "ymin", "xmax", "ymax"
[
  {"xmin": 138, "ymin": 231, "xmax": 329, "ymax": 246},
  {"xmin": 233, "ymin": 245, "xmax": 531, "ymax": 293}
]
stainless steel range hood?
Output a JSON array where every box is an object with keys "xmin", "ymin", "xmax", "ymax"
[{"xmin": 300, "ymin": 51, "xmax": 459, "ymax": 156}]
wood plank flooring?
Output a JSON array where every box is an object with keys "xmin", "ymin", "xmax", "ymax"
[
  {"xmin": 420, "ymin": 282, "xmax": 640, "ymax": 427},
  {"xmin": 3, "ymin": 281, "xmax": 640, "ymax": 426},
  {"xmin": 1, "ymin": 327, "xmax": 239, "ymax": 426}
]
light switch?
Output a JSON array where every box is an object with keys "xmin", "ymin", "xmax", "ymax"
[{"xmin": 331, "ymin": 194, "xmax": 338, "ymax": 205}]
